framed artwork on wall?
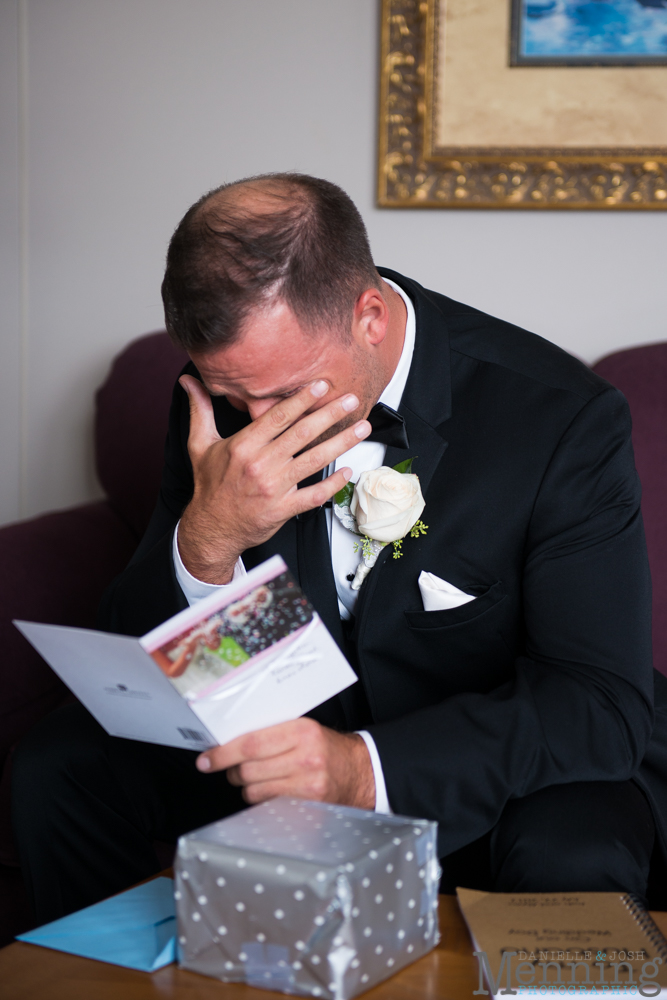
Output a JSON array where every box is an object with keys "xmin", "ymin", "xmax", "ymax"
[
  {"xmin": 378, "ymin": 0, "xmax": 667, "ymax": 208},
  {"xmin": 511, "ymin": 0, "xmax": 667, "ymax": 67}
]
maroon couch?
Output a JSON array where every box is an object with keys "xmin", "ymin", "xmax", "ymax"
[
  {"xmin": 0, "ymin": 333, "xmax": 664, "ymax": 947},
  {"xmin": 593, "ymin": 342, "xmax": 667, "ymax": 678},
  {"xmin": 0, "ymin": 332, "xmax": 187, "ymax": 947}
]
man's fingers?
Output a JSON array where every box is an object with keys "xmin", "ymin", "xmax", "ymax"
[
  {"xmin": 179, "ymin": 375, "xmax": 222, "ymax": 460},
  {"xmin": 242, "ymin": 781, "xmax": 286, "ymax": 805},
  {"xmin": 287, "ymin": 419, "xmax": 371, "ymax": 488},
  {"xmin": 195, "ymin": 734, "xmax": 250, "ymax": 773},
  {"xmin": 196, "ymin": 719, "xmax": 310, "ymax": 773},
  {"xmin": 229, "ymin": 766, "xmax": 329, "ymax": 805},
  {"xmin": 288, "ymin": 466, "xmax": 353, "ymax": 517},
  {"xmin": 196, "ymin": 723, "xmax": 371, "ymax": 808},
  {"xmin": 250, "ymin": 380, "xmax": 330, "ymax": 444},
  {"xmin": 240, "ymin": 779, "xmax": 316, "ymax": 806},
  {"xmin": 226, "ymin": 749, "xmax": 297, "ymax": 788},
  {"xmin": 272, "ymin": 391, "xmax": 363, "ymax": 459}
]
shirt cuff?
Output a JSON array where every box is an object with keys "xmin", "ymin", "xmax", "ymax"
[
  {"xmin": 172, "ymin": 520, "xmax": 246, "ymax": 606},
  {"xmin": 356, "ymin": 730, "xmax": 393, "ymax": 814}
]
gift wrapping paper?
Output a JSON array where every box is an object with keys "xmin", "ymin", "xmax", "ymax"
[{"xmin": 175, "ymin": 797, "xmax": 440, "ymax": 998}]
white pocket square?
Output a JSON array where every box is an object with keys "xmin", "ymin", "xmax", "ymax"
[{"xmin": 418, "ymin": 571, "xmax": 476, "ymax": 612}]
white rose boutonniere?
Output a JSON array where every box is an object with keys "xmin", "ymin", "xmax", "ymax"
[{"xmin": 333, "ymin": 458, "xmax": 428, "ymax": 591}]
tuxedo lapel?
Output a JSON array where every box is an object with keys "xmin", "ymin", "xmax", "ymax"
[
  {"xmin": 351, "ymin": 269, "xmax": 452, "ymax": 659},
  {"xmin": 295, "ymin": 476, "xmax": 345, "ymax": 652},
  {"xmin": 379, "ymin": 266, "xmax": 452, "ymax": 500},
  {"xmin": 379, "ymin": 267, "xmax": 452, "ymax": 432},
  {"xmin": 295, "ymin": 489, "xmax": 355, "ymax": 731},
  {"xmin": 296, "ymin": 504, "xmax": 373, "ymax": 731},
  {"xmin": 383, "ymin": 411, "xmax": 448, "ymax": 503}
]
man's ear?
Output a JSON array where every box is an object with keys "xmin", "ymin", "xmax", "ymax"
[{"xmin": 351, "ymin": 287, "xmax": 390, "ymax": 348}]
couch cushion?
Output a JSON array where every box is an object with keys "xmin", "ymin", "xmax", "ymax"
[
  {"xmin": 95, "ymin": 331, "xmax": 188, "ymax": 538},
  {"xmin": 593, "ymin": 342, "xmax": 667, "ymax": 676},
  {"xmin": 0, "ymin": 501, "xmax": 138, "ymax": 770}
]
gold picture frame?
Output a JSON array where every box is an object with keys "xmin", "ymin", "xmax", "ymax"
[{"xmin": 378, "ymin": 0, "xmax": 667, "ymax": 209}]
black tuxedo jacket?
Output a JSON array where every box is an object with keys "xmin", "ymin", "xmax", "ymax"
[{"xmin": 98, "ymin": 268, "xmax": 667, "ymax": 860}]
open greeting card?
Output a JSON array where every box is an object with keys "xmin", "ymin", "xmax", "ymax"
[{"xmin": 15, "ymin": 556, "xmax": 357, "ymax": 752}]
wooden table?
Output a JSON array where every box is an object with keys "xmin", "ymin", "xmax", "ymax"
[
  {"xmin": 0, "ymin": 894, "xmax": 476, "ymax": 1000},
  {"xmin": 3, "ymin": 892, "xmax": 666, "ymax": 1000}
]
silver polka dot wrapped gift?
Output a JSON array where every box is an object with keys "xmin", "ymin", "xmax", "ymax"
[{"xmin": 174, "ymin": 797, "xmax": 440, "ymax": 998}]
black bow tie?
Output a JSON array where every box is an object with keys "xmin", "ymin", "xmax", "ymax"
[{"xmin": 366, "ymin": 402, "xmax": 410, "ymax": 449}]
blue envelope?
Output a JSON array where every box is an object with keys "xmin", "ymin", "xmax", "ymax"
[{"xmin": 17, "ymin": 876, "xmax": 176, "ymax": 972}]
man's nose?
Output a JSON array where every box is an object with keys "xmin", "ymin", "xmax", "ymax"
[
  {"xmin": 247, "ymin": 398, "xmax": 279, "ymax": 421},
  {"xmin": 225, "ymin": 395, "xmax": 250, "ymax": 414}
]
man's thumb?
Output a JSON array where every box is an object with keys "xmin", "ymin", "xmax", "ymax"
[{"xmin": 179, "ymin": 375, "xmax": 221, "ymax": 457}]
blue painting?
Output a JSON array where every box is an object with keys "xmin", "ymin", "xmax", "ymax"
[{"xmin": 511, "ymin": 0, "xmax": 667, "ymax": 64}]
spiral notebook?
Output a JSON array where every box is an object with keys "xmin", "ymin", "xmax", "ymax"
[{"xmin": 457, "ymin": 887, "xmax": 667, "ymax": 996}]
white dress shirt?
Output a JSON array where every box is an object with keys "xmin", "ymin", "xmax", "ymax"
[
  {"xmin": 325, "ymin": 279, "xmax": 415, "ymax": 619},
  {"xmin": 172, "ymin": 279, "xmax": 416, "ymax": 814}
]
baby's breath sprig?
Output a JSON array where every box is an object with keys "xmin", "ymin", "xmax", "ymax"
[
  {"xmin": 391, "ymin": 520, "xmax": 428, "ymax": 558},
  {"xmin": 353, "ymin": 536, "xmax": 383, "ymax": 561}
]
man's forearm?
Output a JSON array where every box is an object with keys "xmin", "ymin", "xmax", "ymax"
[
  {"xmin": 172, "ymin": 521, "xmax": 247, "ymax": 605},
  {"xmin": 177, "ymin": 502, "xmax": 242, "ymax": 585}
]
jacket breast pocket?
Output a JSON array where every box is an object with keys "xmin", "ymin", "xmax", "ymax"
[
  {"xmin": 402, "ymin": 581, "xmax": 512, "ymax": 696},
  {"xmin": 404, "ymin": 580, "xmax": 507, "ymax": 630}
]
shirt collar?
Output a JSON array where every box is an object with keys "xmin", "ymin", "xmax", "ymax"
[{"xmin": 378, "ymin": 277, "xmax": 416, "ymax": 412}]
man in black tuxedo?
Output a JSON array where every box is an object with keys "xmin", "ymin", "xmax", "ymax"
[{"xmin": 13, "ymin": 173, "xmax": 667, "ymax": 922}]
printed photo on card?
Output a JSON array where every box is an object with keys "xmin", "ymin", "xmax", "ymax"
[{"xmin": 149, "ymin": 571, "xmax": 314, "ymax": 700}]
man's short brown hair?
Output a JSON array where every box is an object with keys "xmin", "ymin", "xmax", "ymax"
[{"xmin": 161, "ymin": 173, "xmax": 381, "ymax": 352}]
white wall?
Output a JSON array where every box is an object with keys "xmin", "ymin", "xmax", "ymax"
[{"xmin": 1, "ymin": 0, "xmax": 665, "ymax": 526}]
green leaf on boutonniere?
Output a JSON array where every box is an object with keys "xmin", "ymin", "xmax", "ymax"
[
  {"xmin": 392, "ymin": 456, "xmax": 416, "ymax": 475},
  {"xmin": 334, "ymin": 481, "xmax": 354, "ymax": 507}
]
